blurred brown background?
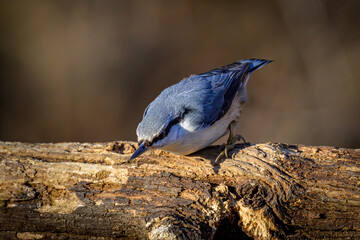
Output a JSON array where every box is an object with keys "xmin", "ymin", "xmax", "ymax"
[{"xmin": 0, "ymin": 0, "xmax": 359, "ymax": 148}]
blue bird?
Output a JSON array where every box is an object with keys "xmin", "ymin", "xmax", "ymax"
[{"xmin": 130, "ymin": 59, "xmax": 271, "ymax": 160}]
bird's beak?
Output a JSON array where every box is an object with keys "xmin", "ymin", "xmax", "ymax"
[{"xmin": 130, "ymin": 142, "xmax": 149, "ymax": 160}]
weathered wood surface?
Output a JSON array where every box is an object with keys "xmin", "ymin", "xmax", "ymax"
[{"xmin": 0, "ymin": 141, "xmax": 359, "ymax": 240}]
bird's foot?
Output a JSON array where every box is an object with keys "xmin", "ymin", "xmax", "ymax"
[
  {"xmin": 218, "ymin": 134, "xmax": 246, "ymax": 150},
  {"xmin": 232, "ymin": 134, "xmax": 247, "ymax": 145},
  {"xmin": 215, "ymin": 145, "xmax": 233, "ymax": 162},
  {"xmin": 215, "ymin": 134, "xmax": 247, "ymax": 162}
]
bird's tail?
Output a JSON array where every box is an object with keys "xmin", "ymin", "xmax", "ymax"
[
  {"xmin": 200, "ymin": 58, "xmax": 272, "ymax": 87},
  {"xmin": 236, "ymin": 59, "xmax": 272, "ymax": 87},
  {"xmin": 218, "ymin": 58, "xmax": 272, "ymax": 73},
  {"xmin": 241, "ymin": 59, "xmax": 272, "ymax": 73}
]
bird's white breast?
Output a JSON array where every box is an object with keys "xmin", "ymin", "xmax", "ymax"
[{"xmin": 161, "ymin": 88, "xmax": 247, "ymax": 155}]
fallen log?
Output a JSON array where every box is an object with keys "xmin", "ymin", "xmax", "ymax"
[{"xmin": 0, "ymin": 141, "xmax": 359, "ymax": 239}]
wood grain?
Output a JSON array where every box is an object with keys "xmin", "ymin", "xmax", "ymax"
[{"xmin": 1, "ymin": 141, "xmax": 359, "ymax": 239}]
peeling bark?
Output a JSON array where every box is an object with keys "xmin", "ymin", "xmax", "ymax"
[{"xmin": 0, "ymin": 141, "xmax": 359, "ymax": 239}]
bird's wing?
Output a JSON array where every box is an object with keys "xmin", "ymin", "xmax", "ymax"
[
  {"xmin": 137, "ymin": 59, "xmax": 271, "ymax": 142},
  {"xmin": 174, "ymin": 61, "xmax": 252, "ymax": 131}
]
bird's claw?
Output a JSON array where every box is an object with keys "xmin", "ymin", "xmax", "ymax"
[
  {"xmin": 215, "ymin": 134, "xmax": 247, "ymax": 162},
  {"xmin": 215, "ymin": 143, "xmax": 235, "ymax": 162},
  {"xmin": 215, "ymin": 150, "xmax": 225, "ymax": 163},
  {"xmin": 218, "ymin": 143, "xmax": 226, "ymax": 151}
]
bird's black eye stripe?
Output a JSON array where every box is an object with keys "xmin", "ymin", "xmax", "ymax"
[
  {"xmin": 152, "ymin": 117, "xmax": 181, "ymax": 143},
  {"xmin": 151, "ymin": 108, "xmax": 191, "ymax": 144}
]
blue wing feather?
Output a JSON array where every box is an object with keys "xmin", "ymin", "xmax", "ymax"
[{"xmin": 190, "ymin": 61, "xmax": 251, "ymax": 127}]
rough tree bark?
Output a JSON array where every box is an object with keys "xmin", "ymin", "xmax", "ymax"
[{"xmin": 0, "ymin": 141, "xmax": 359, "ymax": 240}]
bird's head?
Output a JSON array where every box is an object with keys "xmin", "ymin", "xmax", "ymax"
[{"xmin": 130, "ymin": 98, "xmax": 189, "ymax": 160}]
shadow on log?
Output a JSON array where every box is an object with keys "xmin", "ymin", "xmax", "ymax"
[{"xmin": 0, "ymin": 141, "xmax": 359, "ymax": 239}]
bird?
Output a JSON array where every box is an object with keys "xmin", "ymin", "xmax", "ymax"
[{"xmin": 130, "ymin": 59, "xmax": 271, "ymax": 160}]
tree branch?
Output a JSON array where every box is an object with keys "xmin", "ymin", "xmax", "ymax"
[{"xmin": 1, "ymin": 141, "xmax": 359, "ymax": 239}]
